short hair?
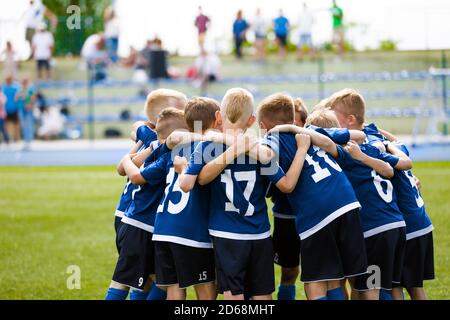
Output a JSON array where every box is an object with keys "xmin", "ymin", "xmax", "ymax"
[
  {"xmin": 294, "ymin": 98, "xmax": 308, "ymax": 124},
  {"xmin": 312, "ymin": 97, "xmax": 331, "ymax": 112},
  {"xmin": 221, "ymin": 88, "xmax": 254, "ymax": 125},
  {"xmin": 305, "ymin": 109, "xmax": 340, "ymax": 128},
  {"xmin": 144, "ymin": 89, "xmax": 187, "ymax": 125},
  {"xmin": 184, "ymin": 97, "xmax": 220, "ymax": 132},
  {"xmin": 257, "ymin": 93, "xmax": 295, "ymax": 128},
  {"xmin": 155, "ymin": 107, "xmax": 188, "ymax": 139},
  {"xmin": 326, "ymin": 88, "xmax": 366, "ymax": 125}
]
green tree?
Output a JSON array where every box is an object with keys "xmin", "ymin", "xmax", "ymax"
[{"xmin": 42, "ymin": 0, "xmax": 111, "ymax": 55}]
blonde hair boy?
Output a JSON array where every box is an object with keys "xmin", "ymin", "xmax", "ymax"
[
  {"xmin": 220, "ymin": 88, "xmax": 255, "ymax": 129},
  {"xmin": 305, "ymin": 109, "xmax": 340, "ymax": 128},
  {"xmin": 326, "ymin": 88, "xmax": 366, "ymax": 129},
  {"xmin": 145, "ymin": 89, "xmax": 188, "ymax": 126}
]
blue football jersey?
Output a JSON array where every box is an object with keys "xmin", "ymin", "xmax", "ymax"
[
  {"xmin": 362, "ymin": 124, "xmax": 433, "ymax": 239},
  {"xmin": 114, "ymin": 126, "xmax": 158, "ymax": 218},
  {"xmin": 363, "ymin": 123, "xmax": 386, "ymax": 145},
  {"xmin": 262, "ymin": 132, "xmax": 360, "ymax": 240},
  {"xmin": 122, "ymin": 142, "xmax": 170, "ymax": 232},
  {"xmin": 143, "ymin": 142, "xmax": 213, "ymax": 248},
  {"xmin": 390, "ymin": 143, "xmax": 433, "ymax": 239},
  {"xmin": 266, "ymin": 126, "xmax": 352, "ymax": 220},
  {"xmin": 335, "ymin": 144, "xmax": 406, "ymax": 238},
  {"xmin": 186, "ymin": 141, "xmax": 285, "ymax": 240},
  {"xmin": 136, "ymin": 124, "xmax": 158, "ymax": 147}
]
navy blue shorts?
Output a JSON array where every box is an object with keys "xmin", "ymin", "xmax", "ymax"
[
  {"xmin": 212, "ymin": 236, "xmax": 275, "ymax": 297},
  {"xmin": 394, "ymin": 231, "xmax": 434, "ymax": 289},
  {"xmin": 354, "ymin": 227, "xmax": 406, "ymax": 291},
  {"xmin": 112, "ymin": 223, "xmax": 155, "ymax": 290},
  {"xmin": 114, "ymin": 216, "xmax": 124, "ymax": 254},
  {"xmin": 300, "ymin": 209, "xmax": 368, "ymax": 282},
  {"xmin": 154, "ymin": 241, "xmax": 215, "ymax": 289},
  {"xmin": 273, "ymin": 217, "xmax": 300, "ymax": 268}
]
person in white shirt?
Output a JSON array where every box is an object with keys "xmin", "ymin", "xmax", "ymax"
[
  {"xmin": 104, "ymin": 5, "xmax": 120, "ymax": 64},
  {"xmin": 31, "ymin": 22, "xmax": 55, "ymax": 79},
  {"xmin": 23, "ymin": 0, "xmax": 57, "ymax": 45},
  {"xmin": 297, "ymin": 3, "xmax": 316, "ymax": 60},
  {"xmin": 81, "ymin": 33, "xmax": 109, "ymax": 81},
  {"xmin": 252, "ymin": 8, "xmax": 267, "ymax": 63},
  {"xmin": 193, "ymin": 49, "xmax": 221, "ymax": 94}
]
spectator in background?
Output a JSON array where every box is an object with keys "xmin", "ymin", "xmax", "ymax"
[
  {"xmin": 194, "ymin": 49, "xmax": 221, "ymax": 94},
  {"xmin": 1, "ymin": 41, "xmax": 19, "ymax": 78},
  {"xmin": 81, "ymin": 33, "xmax": 109, "ymax": 81},
  {"xmin": 23, "ymin": 0, "xmax": 57, "ymax": 48},
  {"xmin": 252, "ymin": 8, "xmax": 267, "ymax": 63},
  {"xmin": 37, "ymin": 105, "xmax": 65, "ymax": 140},
  {"xmin": 273, "ymin": 9, "xmax": 290, "ymax": 62},
  {"xmin": 104, "ymin": 4, "xmax": 120, "ymax": 64},
  {"xmin": 194, "ymin": 6, "xmax": 210, "ymax": 52},
  {"xmin": 331, "ymin": 0, "xmax": 344, "ymax": 56},
  {"xmin": 17, "ymin": 75, "xmax": 36, "ymax": 150},
  {"xmin": 2, "ymin": 74, "xmax": 21, "ymax": 142},
  {"xmin": 32, "ymin": 22, "xmax": 55, "ymax": 80},
  {"xmin": 297, "ymin": 3, "xmax": 316, "ymax": 61},
  {"xmin": 0, "ymin": 85, "xmax": 9, "ymax": 145},
  {"xmin": 233, "ymin": 10, "xmax": 249, "ymax": 60}
]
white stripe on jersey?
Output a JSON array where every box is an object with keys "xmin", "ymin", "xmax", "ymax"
[
  {"xmin": 115, "ymin": 210, "xmax": 124, "ymax": 218},
  {"xmin": 152, "ymin": 235, "xmax": 213, "ymax": 248},
  {"xmin": 121, "ymin": 216, "xmax": 154, "ymax": 233},
  {"xmin": 363, "ymin": 221, "xmax": 406, "ymax": 238},
  {"xmin": 208, "ymin": 229, "xmax": 271, "ymax": 240},
  {"xmin": 299, "ymin": 201, "xmax": 361, "ymax": 240},
  {"xmin": 406, "ymin": 224, "xmax": 434, "ymax": 241}
]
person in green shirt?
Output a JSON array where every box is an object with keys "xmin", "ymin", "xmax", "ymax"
[{"xmin": 331, "ymin": 0, "xmax": 344, "ymax": 55}]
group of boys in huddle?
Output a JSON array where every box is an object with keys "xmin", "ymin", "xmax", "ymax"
[{"xmin": 104, "ymin": 87, "xmax": 434, "ymax": 301}]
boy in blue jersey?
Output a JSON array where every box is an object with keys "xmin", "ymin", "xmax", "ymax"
[
  {"xmin": 258, "ymin": 96, "xmax": 368, "ymax": 300},
  {"xmin": 260, "ymin": 95, "xmax": 303, "ymax": 300},
  {"xmin": 321, "ymin": 94, "xmax": 414, "ymax": 300},
  {"xmin": 113, "ymin": 89, "xmax": 187, "ymax": 237},
  {"xmin": 262, "ymin": 96, "xmax": 367, "ymax": 300},
  {"xmin": 105, "ymin": 108, "xmax": 188, "ymax": 301},
  {"xmin": 326, "ymin": 88, "xmax": 433, "ymax": 300},
  {"xmin": 137, "ymin": 97, "xmax": 221, "ymax": 300},
  {"xmin": 179, "ymin": 88, "xmax": 311, "ymax": 300},
  {"xmin": 355, "ymin": 125, "xmax": 435, "ymax": 300}
]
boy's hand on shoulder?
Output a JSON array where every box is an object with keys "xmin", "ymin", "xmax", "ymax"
[
  {"xmin": 174, "ymin": 155, "xmax": 188, "ymax": 174},
  {"xmin": 344, "ymin": 140, "xmax": 365, "ymax": 161},
  {"xmin": 295, "ymin": 133, "xmax": 311, "ymax": 153}
]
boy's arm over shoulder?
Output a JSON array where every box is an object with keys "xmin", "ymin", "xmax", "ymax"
[
  {"xmin": 385, "ymin": 142, "xmax": 412, "ymax": 170},
  {"xmin": 178, "ymin": 141, "xmax": 207, "ymax": 192},
  {"xmin": 198, "ymin": 135, "xmax": 257, "ymax": 185},
  {"xmin": 345, "ymin": 141, "xmax": 394, "ymax": 178},
  {"xmin": 117, "ymin": 140, "xmax": 143, "ymax": 176},
  {"xmin": 166, "ymin": 130, "xmax": 204, "ymax": 150},
  {"xmin": 273, "ymin": 134, "xmax": 311, "ymax": 193},
  {"xmin": 270, "ymin": 125, "xmax": 338, "ymax": 157}
]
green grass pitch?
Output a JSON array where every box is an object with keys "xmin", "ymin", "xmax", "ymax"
[{"xmin": 0, "ymin": 163, "xmax": 449, "ymax": 299}]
